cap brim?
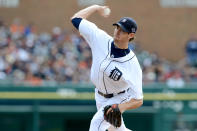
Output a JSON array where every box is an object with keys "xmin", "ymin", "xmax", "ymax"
[{"xmin": 113, "ymin": 23, "xmax": 129, "ymax": 33}]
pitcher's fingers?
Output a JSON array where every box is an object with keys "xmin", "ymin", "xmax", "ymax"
[{"xmin": 106, "ymin": 107, "xmax": 112, "ymax": 115}]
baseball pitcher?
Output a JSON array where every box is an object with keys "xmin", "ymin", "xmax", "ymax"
[{"xmin": 70, "ymin": 5, "xmax": 143, "ymax": 131}]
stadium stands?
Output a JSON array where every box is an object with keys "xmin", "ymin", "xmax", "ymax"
[{"xmin": 0, "ymin": 19, "xmax": 197, "ymax": 86}]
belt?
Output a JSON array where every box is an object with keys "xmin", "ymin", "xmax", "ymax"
[{"xmin": 98, "ymin": 89, "xmax": 128, "ymax": 98}]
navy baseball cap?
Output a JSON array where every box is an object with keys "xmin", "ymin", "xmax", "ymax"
[{"xmin": 113, "ymin": 17, "xmax": 137, "ymax": 33}]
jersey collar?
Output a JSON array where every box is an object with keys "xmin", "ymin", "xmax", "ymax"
[
  {"xmin": 108, "ymin": 40, "xmax": 135, "ymax": 63},
  {"xmin": 110, "ymin": 42, "xmax": 130, "ymax": 58}
]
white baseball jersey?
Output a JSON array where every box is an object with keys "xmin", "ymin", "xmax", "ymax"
[{"xmin": 79, "ymin": 19, "xmax": 143, "ymax": 100}]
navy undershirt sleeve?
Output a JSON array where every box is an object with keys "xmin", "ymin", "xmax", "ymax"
[{"xmin": 71, "ymin": 18, "xmax": 82, "ymax": 30}]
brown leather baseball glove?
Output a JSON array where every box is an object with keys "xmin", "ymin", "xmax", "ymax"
[{"xmin": 103, "ymin": 104, "xmax": 122, "ymax": 128}]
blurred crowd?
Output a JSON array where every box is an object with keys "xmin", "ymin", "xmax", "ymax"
[
  {"xmin": 0, "ymin": 19, "xmax": 197, "ymax": 87},
  {"xmin": 0, "ymin": 19, "xmax": 92, "ymax": 85}
]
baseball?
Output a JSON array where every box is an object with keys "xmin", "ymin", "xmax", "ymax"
[{"xmin": 104, "ymin": 8, "xmax": 111, "ymax": 16}]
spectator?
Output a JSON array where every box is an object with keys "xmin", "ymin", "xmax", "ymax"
[
  {"xmin": 10, "ymin": 18, "xmax": 24, "ymax": 40},
  {"xmin": 166, "ymin": 70, "xmax": 185, "ymax": 88},
  {"xmin": 185, "ymin": 34, "xmax": 197, "ymax": 67},
  {"xmin": 24, "ymin": 22, "xmax": 36, "ymax": 36}
]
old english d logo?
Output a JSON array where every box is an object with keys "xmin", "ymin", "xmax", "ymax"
[{"xmin": 109, "ymin": 67, "xmax": 122, "ymax": 81}]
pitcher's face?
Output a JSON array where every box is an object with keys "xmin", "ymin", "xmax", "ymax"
[{"xmin": 113, "ymin": 26, "xmax": 133, "ymax": 43}]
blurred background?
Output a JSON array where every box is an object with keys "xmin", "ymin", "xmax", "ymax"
[{"xmin": 0, "ymin": 0, "xmax": 197, "ymax": 131}]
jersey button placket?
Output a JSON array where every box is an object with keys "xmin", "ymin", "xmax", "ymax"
[{"xmin": 99, "ymin": 58, "xmax": 111, "ymax": 94}]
